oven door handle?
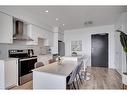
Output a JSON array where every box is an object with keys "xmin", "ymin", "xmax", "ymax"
[{"xmin": 20, "ymin": 57, "xmax": 37, "ymax": 61}]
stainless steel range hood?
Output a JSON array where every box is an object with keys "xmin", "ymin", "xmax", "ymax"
[{"xmin": 13, "ymin": 20, "xmax": 33, "ymax": 41}]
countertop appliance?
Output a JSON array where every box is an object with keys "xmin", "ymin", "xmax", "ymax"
[{"xmin": 8, "ymin": 49, "xmax": 37, "ymax": 85}]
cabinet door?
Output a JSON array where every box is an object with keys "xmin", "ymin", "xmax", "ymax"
[
  {"xmin": 44, "ymin": 39, "xmax": 49, "ymax": 46},
  {"xmin": 44, "ymin": 31, "xmax": 53, "ymax": 46},
  {"xmin": 51, "ymin": 32, "xmax": 58, "ymax": 54},
  {"xmin": 0, "ymin": 60, "xmax": 5, "ymax": 89},
  {"xmin": 37, "ymin": 27, "xmax": 46, "ymax": 39},
  {"xmin": 26, "ymin": 25, "xmax": 38, "ymax": 45},
  {"xmin": 5, "ymin": 59, "xmax": 18, "ymax": 88},
  {"xmin": 0, "ymin": 12, "xmax": 13, "ymax": 43},
  {"xmin": 44, "ymin": 31, "xmax": 49, "ymax": 46},
  {"xmin": 58, "ymin": 33, "xmax": 64, "ymax": 42},
  {"xmin": 49, "ymin": 32, "xmax": 53, "ymax": 46}
]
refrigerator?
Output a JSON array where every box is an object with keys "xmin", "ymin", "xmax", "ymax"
[{"xmin": 58, "ymin": 41, "xmax": 65, "ymax": 56}]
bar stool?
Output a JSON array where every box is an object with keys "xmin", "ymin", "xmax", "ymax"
[
  {"xmin": 34, "ymin": 62, "xmax": 44, "ymax": 68},
  {"xmin": 81, "ymin": 55, "xmax": 90, "ymax": 81}
]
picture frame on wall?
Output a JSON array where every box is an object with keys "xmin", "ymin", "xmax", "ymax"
[{"xmin": 71, "ymin": 40, "xmax": 82, "ymax": 51}]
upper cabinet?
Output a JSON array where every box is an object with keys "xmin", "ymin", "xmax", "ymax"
[
  {"xmin": 0, "ymin": 12, "xmax": 13, "ymax": 44},
  {"xmin": 58, "ymin": 33, "xmax": 64, "ymax": 42},
  {"xmin": 26, "ymin": 24, "xmax": 53, "ymax": 46},
  {"xmin": 51, "ymin": 27, "xmax": 64, "ymax": 54},
  {"xmin": 58, "ymin": 27, "xmax": 64, "ymax": 42},
  {"xmin": 26, "ymin": 24, "xmax": 38, "ymax": 45},
  {"xmin": 44, "ymin": 31, "xmax": 53, "ymax": 46},
  {"xmin": 0, "ymin": 11, "xmax": 54, "ymax": 46}
]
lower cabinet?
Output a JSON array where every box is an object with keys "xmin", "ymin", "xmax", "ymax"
[
  {"xmin": 5, "ymin": 59, "xmax": 18, "ymax": 89},
  {"xmin": 0, "ymin": 59, "xmax": 18, "ymax": 89},
  {"xmin": 0, "ymin": 60, "xmax": 5, "ymax": 89}
]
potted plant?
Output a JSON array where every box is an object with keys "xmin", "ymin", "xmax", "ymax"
[{"xmin": 116, "ymin": 30, "xmax": 127, "ymax": 75}]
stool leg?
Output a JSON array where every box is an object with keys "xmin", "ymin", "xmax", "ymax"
[
  {"xmin": 123, "ymin": 84, "xmax": 125, "ymax": 89},
  {"xmin": 76, "ymin": 76, "xmax": 79, "ymax": 89},
  {"xmin": 78, "ymin": 73, "xmax": 83, "ymax": 84},
  {"xmin": 123, "ymin": 84, "xmax": 124, "ymax": 89},
  {"xmin": 72, "ymin": 82, "xmax": 76, "ymax": 89}
]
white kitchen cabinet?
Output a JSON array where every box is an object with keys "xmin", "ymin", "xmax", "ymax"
[
  {"xmin": 44, "ymin": 31, "xmax": 53, "ymax": 46},
  {"xmin": 58, "ymin": 33, "xmax": 64, "ymax": 42},
  {"xmin": 51, "ymin": 27, "xmax": 59, "ymax": 54},
  {"xmin": 37, "ymin": 27, "xmax": 46, "ymax": 39},
  {"xmin": 43, "ymin": 31, "xmax": 49, "ymax": 46},
  {"xmin": 0, "ymin": 12, "xmax": 13, "ymax": 43},
  {"xmin": 51, "ymin": 32, "xmax": 58, "ymax": 54},
  {"xmin": 0, "ymin": 59, "xmax": 18, "ymax": 89},
  {"xmin": 5, "ymin": 59, "xmax": 18, "ymax": 88},
  {"xmin": 49, "ymin": 32, "xmax": 53, "ymax": 46},
  {"xmin": 51, "ymin": 27, "xmax": 64, "ymax": 54},
  {"xmin": 0, "ymin": 60, "xmax": 5, "ymax": 89},
  {"xmin": 26, "ymin": 24, "xmax": 38, "ymax": 45},
  {"xmin": 44, "ymin": 39, "xmax": 49, "ymax": 46},
  {"xmin": 27, "ymin": 24, "xmax": 53, "ymax": 46},
  {"xmin": 58, "ymin": 27, "xmax": 64, "ymax": 41}
]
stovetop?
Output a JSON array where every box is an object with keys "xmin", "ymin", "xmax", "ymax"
[{"xmin": 8, "ymin": 49, "xmax": 36, "ymax": 59}]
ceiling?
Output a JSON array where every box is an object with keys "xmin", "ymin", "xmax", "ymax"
[{"xmin": 0, "ymin": 6, "xmax": 127, "ymax": 30}]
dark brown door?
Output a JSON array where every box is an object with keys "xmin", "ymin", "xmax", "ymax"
[{"xmin": 91, "ymin": 33, "xmax": 108, "ymax": 67}]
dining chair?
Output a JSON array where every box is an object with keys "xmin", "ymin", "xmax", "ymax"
[
  {"xmin": 66, "ymin": 64, "xmax": 79, "ymax": 89},
  {"xmin": 34, "ymin": 62, "xmax": 44, "ymax": 68},
  {"xmin": 76, "ymin": 60, "xmax": 84, "ymax": 87}
]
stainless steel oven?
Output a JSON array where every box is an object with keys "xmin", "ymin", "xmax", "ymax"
[{"xmin": 9, "ymin": 49, "xmax": 37, "ymax": 85}]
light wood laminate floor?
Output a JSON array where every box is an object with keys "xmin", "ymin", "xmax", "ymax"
[
  {"xmin": 11, "ymin": 67, "xmax": 123, "ymax": 90},
  {"xmin": 80, "ymin": 67, "xmax": 122, "ymax": 89}
]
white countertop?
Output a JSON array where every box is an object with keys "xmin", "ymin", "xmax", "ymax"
[
  {"xmin": 0, "ymin": 58, "xmax": 18, "ymax": 61},
  {"xmin": 32, "ymin": 61, "xmax": 77, "ymax": 77}
]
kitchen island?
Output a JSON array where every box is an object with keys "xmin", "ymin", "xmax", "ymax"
[{"xmin": 32, "ymin": 61, "xmax": 77, "ymax": 89}]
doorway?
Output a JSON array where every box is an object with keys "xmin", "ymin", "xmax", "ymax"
[{"xmin": 91, "ymin": 33, "xmax": 108, "ymax": 68}]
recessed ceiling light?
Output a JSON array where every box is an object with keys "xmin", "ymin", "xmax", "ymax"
[
  {"xmin": 63, "ymin": 24, "xmax": 65, "ymax": 26},
  {"xmin": 56, "ymin": 18, "xmax": 59, "ymax": 21},
  {"xmin": 44, "ymin": 10, "xmax": 49, "ymax": 13}
]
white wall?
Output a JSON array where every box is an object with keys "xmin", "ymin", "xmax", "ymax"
[
  {"xmin": 115, "ymin": 12, "xmax": 127, "ymax": 74},
  {"xmin": 64, "ymin": 25, "xmax": 115, "ymax": 69}
]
